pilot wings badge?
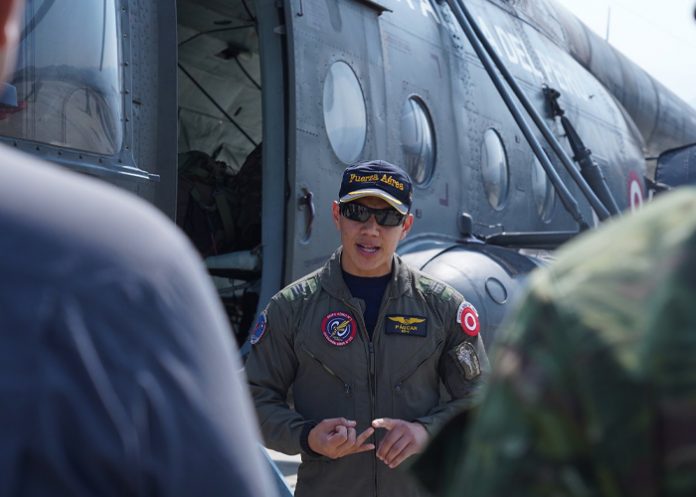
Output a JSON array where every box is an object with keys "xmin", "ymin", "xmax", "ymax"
[{"xmin": 385, "ymin": 315, "xmax": 427, "ymax": 337}]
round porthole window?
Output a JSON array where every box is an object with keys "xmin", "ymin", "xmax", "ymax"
[
  {"xmin": 323, "ymin": 61, "xmax": 367, "ymax": 163},
  {"xmin": 400, "ymin": 97, "xmax": 435, "ymax": 184},
  {"xmin": 532, "ymin": 156, "xmax": 555, "ymax": 222},
  {"xmin": 480, "ymin": 128, "xmax": 509, "ymax": 210}
]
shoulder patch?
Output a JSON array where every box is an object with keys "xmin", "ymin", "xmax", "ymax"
[
  {"xmin": 281, "ymin": 276, "xmax": 319, "ymax": 301},
  {"xmin": 456, "ymin": 301, "xmax": 480, "ymax": 337},
  {"xmin": 250, "ymin": 311, "xmax": 268, "ymax": 345},
  {"xmin": 453, "ymin": 342, "xmax": 482, "ymax": 379}
]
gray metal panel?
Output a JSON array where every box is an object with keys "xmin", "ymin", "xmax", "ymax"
[
  {"xmin": 256, "ymin": 0, "xmax": 288, "ymax": 326},
  {"xmin": 284, "ymin": 0, "xmax": 386, "ymax": 281},
  {"xmin": 378, "ymin": 2, "xmax": 463, "ymax": 236},
  {"xmin": 129, "ymin": 0, "xmax": 178, "ymax": 218},
  {"xmin": 656, "ymin": 144, "xmax": 696, "ymax": 187}
]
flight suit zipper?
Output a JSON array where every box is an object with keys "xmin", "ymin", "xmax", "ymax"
[
  {"xmin": 369, "ymin": 342, "xmax": 375, "ymax": 379},
  {"xmin": 343, "ymin": 287, "xmax": 397, "ymax": 497},
  {"xmin": 343, "ymin": 298, "xmax": 378, "ymax": 497},
  {"xmin": 344, "ymin": 302, "xmax": 375, "ymax": 414},
  {"xmin": 369, "ymin": 293, "xmax": 396, "ymax": 497}
]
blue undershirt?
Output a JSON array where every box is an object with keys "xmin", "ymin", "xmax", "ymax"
[{"xmin": 342, "ymin": 270, "xmax": 392, "ymax": 340}]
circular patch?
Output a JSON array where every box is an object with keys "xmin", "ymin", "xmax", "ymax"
[
  {"xmin": 321, "ymin": 312, "xmax": 357, "ymax": 346},
  {"xmin": 250, "ymin": 311, "xmax": 267, "ymax": 345},
  {"xmin": 456, "ymin": 301, "xmax": 480, "ymax": 337}
]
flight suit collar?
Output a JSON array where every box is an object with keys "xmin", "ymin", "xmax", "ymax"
[{"xmin": 319, "ymin": 247, "xmax": 413, "ymax": 301}]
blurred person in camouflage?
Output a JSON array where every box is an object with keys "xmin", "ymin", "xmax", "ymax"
[{"xmin": 412, "ymin": 187, "xmax": 696, "ymax": 497}]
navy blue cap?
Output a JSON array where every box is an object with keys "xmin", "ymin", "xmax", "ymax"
[{"xmin": 338, "ymin": 160, "xmax": 413, "ymax": 215}]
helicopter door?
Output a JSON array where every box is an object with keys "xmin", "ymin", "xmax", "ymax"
[{"xmin": 283, "ymin": 0, "xmax": 387, "ymax": 281}]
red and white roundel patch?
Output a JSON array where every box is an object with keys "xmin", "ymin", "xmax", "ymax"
[
  {"xmin": 321, "ymin": 312, "xmax": 357, "ymax": 346},
  {"xmin": 456, "ymin": 301, "xmax": 480, "ymax": 337}
]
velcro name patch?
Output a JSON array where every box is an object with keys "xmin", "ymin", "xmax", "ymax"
[{"xmin": 385, "ymin": 315, "xmax": 427, "ymax": 337}]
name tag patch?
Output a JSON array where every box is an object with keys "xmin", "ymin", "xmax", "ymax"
[{"xmin": 385, "ymin": 315, "xmax": 427, "ymax": 337}]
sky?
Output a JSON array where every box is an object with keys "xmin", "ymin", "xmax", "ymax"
[{"xmin": 554, "ymin": 0, "xmax": 696, "ymax": 108}]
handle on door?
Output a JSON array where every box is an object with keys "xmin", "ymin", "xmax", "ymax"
[{"xmin": 299, "ymin": 188, "xmax": 315, "ymax": 241}]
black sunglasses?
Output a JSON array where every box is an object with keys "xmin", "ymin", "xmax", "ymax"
[{"xmin": 339, "ymin": 202, "xmax": 406, "ymax": 227}]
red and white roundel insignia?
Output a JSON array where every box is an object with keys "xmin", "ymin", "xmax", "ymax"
[
  {"xmin": 627, "ymin": 171, "xmax": 644, "ymax": 212},
  {"xmin": 456, "ymin": 301, "xmax": 480, "ymax": 337},
  {"xmin": 321, "ymin": 312, "xmax": 357, "ymax": 346}
]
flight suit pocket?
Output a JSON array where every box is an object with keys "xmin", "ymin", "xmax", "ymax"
[
  {"xmin": 296, "ymin": 342, "xmax": 355, "ymax": 421},
  {"xmin": 391, "ymin": 338, "xmax": 443, "ymax": 420}
]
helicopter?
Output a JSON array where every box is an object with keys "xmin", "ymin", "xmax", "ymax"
[{"xmin": 1, "ymin": 0, "xmax": 695, "ymax": 352}]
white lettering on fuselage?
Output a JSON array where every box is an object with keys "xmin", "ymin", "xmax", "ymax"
[
  {"xmin": 395, "ymin": 0, "xmax": 441, "ymax": 24},
  {"xmin": 477, "ymin": 17, "xmax": 583, "ymax": 98},
  {"xmin": 494, "ymin": 25, "xmax": 519, "ymax": 65},
  {"xmin": 477, "ymin": 19, "xmax": 502, "ymax": 56},
  {"xmin": 389, "ymin": 1, "xmax": 587, "ymax": 99}
]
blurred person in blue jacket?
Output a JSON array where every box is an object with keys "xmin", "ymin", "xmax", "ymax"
[{"xmin": 0, "ymin": 2, "xmax": 277, "ymax": 496}]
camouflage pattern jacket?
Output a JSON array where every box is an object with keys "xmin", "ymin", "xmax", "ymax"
[
  {"xmin": 412, "ymin": 188, "xmax": 696, "ymax": 497},
  {"xmin": 246, "ymin": 249, "xmax": 489, "ymax": 497}
]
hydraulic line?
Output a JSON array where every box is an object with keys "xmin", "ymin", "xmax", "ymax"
[
  {"xmin": 448, "ymin": 0, "xmax": 614, "ymax": 221},
  {"xmin": 446, "ymin": 0, "xmax": 592, "ymax": 229}
]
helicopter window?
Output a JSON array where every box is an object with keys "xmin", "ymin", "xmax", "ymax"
[
  {"xmin": 323, "ymin": 61, "xmax": 366, "ymax": 164},
  {"xmin": 532, "ymin": 156, "xmax": 555, "ymax": 222},
  {"xmin": 0, "ymin": 0, "xmax": 123, "ymax": 156},
  {"xmin": 400, "ymin": 97, "xmax": 435, "ymax": 185},
  {"xmin": 480, "ymin": 128, "xmax": 509, "ymax": 210}
]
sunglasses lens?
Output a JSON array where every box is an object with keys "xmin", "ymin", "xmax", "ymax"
[
  {"xmin": 341, "ymin": 203, "xmax": 370, "ymax": 222},
  {"xmin": 341, "ymin": 202, "xmax": 405, "ymax": 226},
  {"xmin": 376, "ymin": 210, "xmax": 404, "ymax": 226}
]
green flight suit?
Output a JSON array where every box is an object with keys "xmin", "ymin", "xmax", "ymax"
[{"xmin": 246, "ymin": 249, "xmax": 489, "ymax": 497}]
